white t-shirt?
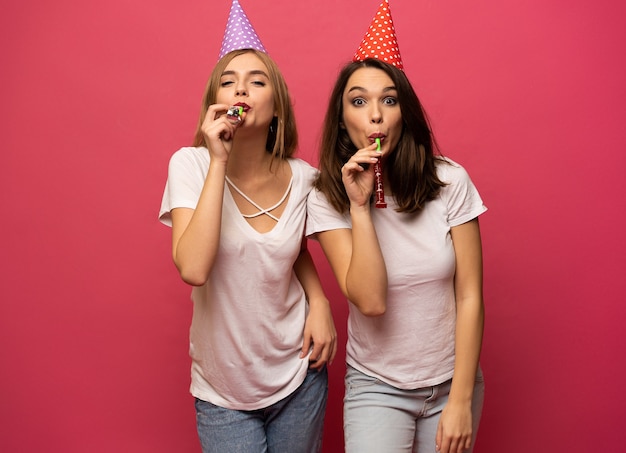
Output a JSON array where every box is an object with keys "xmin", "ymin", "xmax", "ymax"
[
  {"xmin": 159, "ymin": 147, "xmax": 317, "ymax": 410},
  {"xmin": 306, "ymin": 158, "xmax": 487, "ymax": 390}
]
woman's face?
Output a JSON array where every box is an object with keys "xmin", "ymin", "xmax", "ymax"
[
  {"xmin": 216, "ymin": 52, "xmax": 276, "ymax": 130},
  {"xmin": 341, "ymin": 67, "xmax": 402, "ymax": 155}
]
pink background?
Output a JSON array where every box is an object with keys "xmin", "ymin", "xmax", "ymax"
[{"xmin": 2, "ymin": 0, "xmax": 625, "ymax": 451}]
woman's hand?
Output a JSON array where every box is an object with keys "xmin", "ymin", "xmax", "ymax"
[
  {"xmin": 436, "ymin": 401, "xmax": 474, "ymax": 453},
  {"xmin": 200, "ymin": 103, "xmax": 246, "ymax": 162},
  {"xmin": 341, "ymin": 142, "xmax": 383, "ymax": 208},
  {"xmin": 301, "ymin": 297, "xmax": 337, "ymax": 370}
]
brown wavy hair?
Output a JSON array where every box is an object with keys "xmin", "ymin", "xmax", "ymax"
[
  {"xmin": 314, "ymin": 58, "xmax": 446, "ymax": 214},
  {"xmin": 192, "ymin": 49, "xmax": 298, "ymax": 161}
]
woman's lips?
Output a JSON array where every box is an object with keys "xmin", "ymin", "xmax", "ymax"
[
  {"xmin": 368, "ymin": 133, "xmax": 386, "ymax": 144},
  {"xmin": 233, "ymin": 102, "xmax": 250, "ymax": 113}
]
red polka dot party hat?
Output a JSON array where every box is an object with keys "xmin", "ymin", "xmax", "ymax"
[{"xmin": 353, "ymin": 0, "xmax": 403, "ymax": 70}]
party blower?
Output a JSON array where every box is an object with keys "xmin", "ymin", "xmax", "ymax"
[{"xmin": 374, "ymin": 138, "xmax": 386, "ymax": 208}]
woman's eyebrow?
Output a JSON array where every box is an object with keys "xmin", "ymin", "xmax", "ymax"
[
  {"xmin": 221, "ymin": 69, "xmax": 269, "ymax": 78},
  {"xmin": 347, "ymin": 85, "xmax": 397, "ymax": 93},
  {"xmin": 347, "ymin": 85, "xmax": 366, "ymax": 93},
  {"xmin": 249, "ymin": 69, "xmax": 269, "ymax": 78}
]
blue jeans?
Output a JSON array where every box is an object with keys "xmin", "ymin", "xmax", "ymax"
[
  {"xmin": 344, "ymin": 365, "xmax": 484, "ymax": 453},
  {"xmin": 195, "ymin": 367, "xmax": 328, "ymax": 453}
]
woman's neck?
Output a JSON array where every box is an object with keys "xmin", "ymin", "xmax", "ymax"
[{"xmin": 227, "ymin": 135, "xmax": 277, "ymax": 180}]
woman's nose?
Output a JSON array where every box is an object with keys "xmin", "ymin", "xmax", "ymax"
[
  {"xmin": 370, "ymin": 108, "xmax": 382, "ymax": 124},
  {"xmin": 235, "ymin": 82, "xmax": 247, "ymax": 96}
]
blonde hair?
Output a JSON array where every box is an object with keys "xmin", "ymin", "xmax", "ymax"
[{"xmin": 192, "ymin": 49, "xmax": 298, "ymax": 161}]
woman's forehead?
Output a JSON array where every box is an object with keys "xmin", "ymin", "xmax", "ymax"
[
  {"xmin": 223, "ymin": 53, "xmax": 268, "ymax": 74},
  {"xmin": 345, "ymin": 68, "xmax": 395, "ymax": 93}
]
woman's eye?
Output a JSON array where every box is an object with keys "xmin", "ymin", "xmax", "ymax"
[
  {"xmin": 351, "ymin": 98, "xmax": 366, "ymax": 106},
  {"xmin": 251, "ymin": 80, "xmax": 266, "ymax": 86},
  {"xmin": 383, "ymin": 97, "xmax": 397, "ymax": 106},
  {"xmin": 220, "ymin": 80, "xmax": 234, "ymax": 87}
]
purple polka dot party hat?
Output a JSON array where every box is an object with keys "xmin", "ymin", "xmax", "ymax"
[{"xmin": 218, "ymin": 0, "xmax": 268, "ymax": 58}]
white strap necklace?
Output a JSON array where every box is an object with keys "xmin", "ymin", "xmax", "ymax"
[{"xmin": 225, "ymin": 175, "xmax": 293, "ymax": 222}]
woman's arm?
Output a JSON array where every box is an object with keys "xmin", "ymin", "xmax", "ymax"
[
  {"xmin": 171, "ymin": 159, "xmax": 227, "ymax": 286},
  {"xmin": 436, "ymin": 218, "xmax": 485, "ymax": 453},
  {"xmin": 293, "ymin": 239, "xmax": 337, "ymax": 369},
  {"xmin": 171, "ymin": 105, "xmax": 240, "ymax": 286},
  {"xmin": 316, "ymin": 205, "xmax": 387, "ymax": 316},
  {"xmin": 314, "ymin": 144, "xmax": 388, "ymax": 316}
]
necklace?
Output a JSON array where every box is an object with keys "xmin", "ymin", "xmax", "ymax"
[{"xmin": 225, "ymin": 175, "xmax": 293, "ymax": 222}]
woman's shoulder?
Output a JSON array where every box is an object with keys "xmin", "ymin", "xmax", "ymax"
[
  {"xmin": 435, "ymin": 156, "xmax": 472, "ymax": 185},
  {"xmin": 287, "ymin": 157, "xmax": 319, "ymax": 180},
  {"xmin": 168, "ymin": 146, "xmax": 209, "ymax": 169},
  {"xmin": 287, "ymin": 157, "xmax": 316, "ymax": 170},
  {"xmin": 434, "ymin": 156, "xmax": 486, "ymax": 219},
  {"xmin": 165, "ymin": 147, "xmax": 210, "ymax": 182},
  {"xmin": 170, "ymin": 146, "xmax": 208, "ymax": 161}
]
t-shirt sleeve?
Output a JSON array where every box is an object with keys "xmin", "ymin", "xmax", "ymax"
[
  {"xmin": 158, "ymin": 148, "xmax": 207, "ymax": 227},
  {"xmin": 440, "ymin": 161, "xmax": 487, "ymax": 227},
  {"xmin": 290, "ymin": 158, "xmax": 318, "ymax": 199},
  {"xmin": 305, "ymin": 189, "xmax": 352, "ymax": 237}
]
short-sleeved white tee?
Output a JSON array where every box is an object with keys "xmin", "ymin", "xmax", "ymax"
[
  {"xmin": 306, "ymin": 158, "xmax": 487, "ymax": 389},
  {"xmin": 160, "ymin": 147, "xmax": 317, "ymax": 410}
]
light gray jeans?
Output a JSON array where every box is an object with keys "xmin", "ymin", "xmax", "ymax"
[{"xmin": 344, "ymin": 365, "xmax": 484, "ymax": 453}]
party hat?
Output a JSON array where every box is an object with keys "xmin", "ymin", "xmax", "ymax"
[
  {"xmin": 218, "ymin": 0, "xmax": 267, "ymax": 58},
  {"xmin": 353, "ymin": 0, "xmax": 403, "ymax": 70}
]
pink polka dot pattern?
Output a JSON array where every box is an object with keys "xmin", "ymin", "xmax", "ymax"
[
  {"xmin": 353, "ymin": 0, "xmax": 403, "ymax": 70},
  {"xmin": 218, "ymin": 0, "xmax": 267, "ymax": 59}
]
